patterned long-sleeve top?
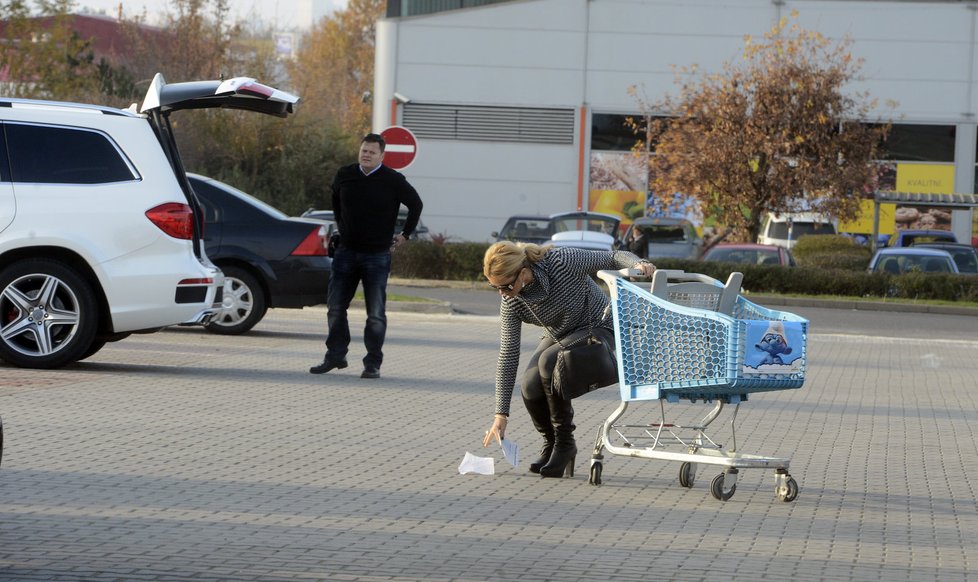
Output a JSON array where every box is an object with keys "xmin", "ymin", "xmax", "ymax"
[{"xmin": 493, "ymin": 246, "xmax": 645, "ymax": 415}]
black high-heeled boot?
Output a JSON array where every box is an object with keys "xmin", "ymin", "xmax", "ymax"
[
  {"xmin": 523, "ymin": 396, "xmax": 554, "ymax": 474},
  {"xmin": 539, "ymin": 390, "xmax": 576, "ymax": 478}
]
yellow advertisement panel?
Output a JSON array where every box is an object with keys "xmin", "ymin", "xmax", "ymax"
[
  {"xmin": 845, "ymin": 163, "xmax": 956, "ymax": 236},
  {"xmin": 588, "ymin": 189, "xmax": 645, "ymax": 223},
  {"xmin": 839, "ymin": 200, "xmax": 897, "ymax": 236},
  {"xmin": 895, "ymin": 163, "xmax": 954, "ymax": 194}
]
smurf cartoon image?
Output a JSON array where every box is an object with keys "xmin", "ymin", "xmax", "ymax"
[
  {"xmin": 743, "ymin": 320, "xmax": 804, "ymax": 375},
  {"xmin": 755, "ymin": 321, "xmax": 792, "ymax": 365}
]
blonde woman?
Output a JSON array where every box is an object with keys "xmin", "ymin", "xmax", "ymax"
[{"xmin": 482, "ymin": 241, "xmax": 655, "ymax": 478}]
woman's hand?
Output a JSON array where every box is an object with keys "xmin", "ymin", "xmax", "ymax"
[
  {"xmin": 482, "ymin": 414, "xmax": 508, "ymax": 447},
  {"xmin": 633, "ymin": 261, "xmax": 656, "ymax": 277}
]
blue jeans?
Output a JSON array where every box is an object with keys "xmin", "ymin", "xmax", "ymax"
[{"xmin": 325, "ymin": 247, "xmax": 392, "ymax": 369}]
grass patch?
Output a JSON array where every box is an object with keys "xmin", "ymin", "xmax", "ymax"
[{"xmin": 354, "ymin": 291, "xmax": 441, "ymax": 303}]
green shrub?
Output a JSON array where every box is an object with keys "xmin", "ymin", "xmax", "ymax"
[
  {"xmin": 390, "ymin": 242, "xmax": 978, "ymax": 303},
  {"xmin": 391, "ymin": 241, "xmax": 448, "ymax": 279},
  {"xmin": 391, "ymin": 241, "xmax": 490, "ymax": 280},
  {"xmin": 792, "ymin": 235, "xmax": 871, "ymax": 271},
  {"xmin": 443, "ymin": 243, "xmax": 492, "ymax": 280}
]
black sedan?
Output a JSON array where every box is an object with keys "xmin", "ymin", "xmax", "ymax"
[{"xmin": 189, "ymin": 174, "xmax": 331, "ymax": 334}]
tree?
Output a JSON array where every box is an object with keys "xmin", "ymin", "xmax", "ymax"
[
  {"xmin": 632, "ymin": 12, "xmax": 892, "ymax": 242},
  {"xmin": 117, "ymin": 0, "xmax": 239, "ymax": 86},
  {"xmin": 288, "ymin": 0, "xmax": 384, "ymax": 136},
  {"xmin": 0, "ymin": 0, "xmax": 118, "ymax": 101}
]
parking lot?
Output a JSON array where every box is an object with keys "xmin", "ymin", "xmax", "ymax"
[{"xmin": 1, "ymin": 305, "xmax": 977, "ymax": 581}]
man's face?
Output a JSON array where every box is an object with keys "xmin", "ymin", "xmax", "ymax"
[{"xmin": 359, "ymin": 141, "xmax": 384, "ymax": 172}]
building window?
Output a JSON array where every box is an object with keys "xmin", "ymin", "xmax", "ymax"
[
  {"xmin": 879, "ymin": 123, "xmax": 955, "ymax": 162},
  {"xmin": 592, "ymin": 112, "xmax": 668, "ymax": 152},
  {"xmin": 387, "ymin": 0, "xmax": 514, "ymax": 18}
]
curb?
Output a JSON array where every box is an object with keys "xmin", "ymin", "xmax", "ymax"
[
  {"xmin": 747, "ymin": 294, "xmax": 978, "ymax": 317},
  {"xmin": 389, "ymin": 277, "xmax": 484, "ymax": 290},
  {"xmin": 352, "ymin": 298, "xmax": 454, "ymax": 314}
]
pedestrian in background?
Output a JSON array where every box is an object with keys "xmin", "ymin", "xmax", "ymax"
[
  {"xmin": 310, "ymin": 133, "xmax": 423, "ymax": 379},
  {"xmin": 627, "ymin": 226, "xmax": 649, "ymax": 259},
  {"xmin": 481, "ymin": 241, "xmax": 655, "ymax": 478}
]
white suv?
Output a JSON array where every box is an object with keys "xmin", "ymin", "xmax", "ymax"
[{"xmin": 0, "ymin": 74, "xmax": 299, "ymax": 368}]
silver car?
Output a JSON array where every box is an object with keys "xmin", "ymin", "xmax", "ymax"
[
  {"xmin": 547, "ymin": 211, "xmax": 621, "ymax": 251},
  {"xmin": 623, "ymin": 217, "xmax": 704, "ymax": 259}
]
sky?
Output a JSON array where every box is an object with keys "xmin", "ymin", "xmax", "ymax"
[{"xmin": 75, "ymin": 0, "xmax": 348, "ymax": 30}]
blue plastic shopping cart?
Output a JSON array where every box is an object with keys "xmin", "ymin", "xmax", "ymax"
[{"xmin": 589, "ymin": 269, "xmax": 808, "ymax": 502}]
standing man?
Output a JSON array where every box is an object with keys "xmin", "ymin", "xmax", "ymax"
[{"xmin": 310, "ymin": 133, "xmax": 423, "ymax": 379}]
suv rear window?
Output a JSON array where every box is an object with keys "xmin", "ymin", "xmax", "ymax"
[
  {"xmin": 792, "ymin": 222, "xmax": 836, "ymax": 238},
  {"xmin": 5, "ymin": 123, "xmax": 136, "ymax": 184}
]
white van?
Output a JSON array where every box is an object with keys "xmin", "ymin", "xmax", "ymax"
[{"xmin": 757, "ymin": 212, "xmax": 837, "ymax": 249}]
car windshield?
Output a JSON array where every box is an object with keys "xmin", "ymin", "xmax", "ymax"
[
  {"xmin": 878, "ymin": 253, "xmax": 954, "ymax": 274},
  {"xmin": 552, "ymin": 216, "xmax": 617, "ymax": 235},
  {"xmin": 500, "ymin": 218, "xmax": 553, "ymax": 240},
  {"xmin": 948, "ymin": 249, "xmax": 978, "ymax": 273},
  {"xmin": 910, "ymin": 234, "xmax": 954, "ymax": 245},
  {"xmin": 790, "ymin": 222, "xmax": 835, "ymax": 238},
  {"xmin": 707, "ymin": 248, "xmax": 780, "ymax": 265},
  {"xmin": 645, "ymin": 225, "xmax": 689, "ymax": 243}
]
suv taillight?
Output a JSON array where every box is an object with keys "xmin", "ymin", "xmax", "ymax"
[
  {"xmin": 146, "ymin": 203, "xmax": 195, "ymax": 240},
  {"xmin": 292, "ymin": 225, "xmax": 328, "ymax": 256}
]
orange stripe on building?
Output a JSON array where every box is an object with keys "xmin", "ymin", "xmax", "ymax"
[{"xmin": 577, "ymin": 105, "xmax": 587, "ymax": 211}]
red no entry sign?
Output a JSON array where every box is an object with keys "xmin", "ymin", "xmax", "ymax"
[{"xmin": 381, "ymin": 126, "xmax": 418, "ymax": 170}]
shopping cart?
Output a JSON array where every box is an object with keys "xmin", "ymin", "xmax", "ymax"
[{"xmin": 589, "ymin": 269, "xmax": 808, "ymax": 502}]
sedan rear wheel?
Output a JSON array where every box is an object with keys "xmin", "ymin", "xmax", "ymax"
[
  {"xmin": 0, "ymin": 259, "xmax": 98, "ymax": 368},
  {"xmin": 204, "ymin": 266, "xmax": 267, "ymax": 335}
]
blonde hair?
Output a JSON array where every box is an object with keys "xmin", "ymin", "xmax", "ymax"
[{"xmin": 483, "ymin": 241, "xmax": 549, "ymax": 279}]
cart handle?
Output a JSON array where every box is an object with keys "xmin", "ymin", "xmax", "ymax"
[
  {"xmin": 598, "ymin": 268, "xmax": 733, "ymax": 286},
  {"xmin": 597, "ymin": 268, "xmax": 644, "ymax": 284}
]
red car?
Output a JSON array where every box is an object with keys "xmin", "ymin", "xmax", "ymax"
[{"xmin": 701, "ymin": 243, "xmax": 796, "ymax": 267}]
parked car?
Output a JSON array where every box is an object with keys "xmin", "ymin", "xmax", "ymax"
[
  {"xmin": 302, "ymin": 207, "xmax": 430, "ymax": 241},
  {"xmin": 189, "ymin": 174, "xmax": 332, "ymax": 335},
  {"xmin": 868, "ymin": 247, "xmax": 959, "ymax": 275},
  {"xmin": 757, "ymin": 212, "xmax": 837, "ymax": 249},
  {"xmin": 0, "ymin": 74, "xmax": 298, "ymax": 369},
  {"xmin": 547, "ymin": 211, "xmax": 621, "ymax": 251},
  {"xmin": 623, "ymin": 216, "xmax": 704, "ymax": 259},
  {"xmin": 912, "ymin": 242, "xmax": 978, "ymax": 274},
  {"xmin": 886, "ymin": 229, "xmax": 958, "ymax": 247},
  {"xmin": 701, "ymin": 243, "xmax": 796, "ymax": 267},
  {"xmin": 301, "ymin": 209, "xmax": 336, "ymax": 236},
  {"xmin": 492, "ymin": 215, "xmax": 553, "ymax": 244}
]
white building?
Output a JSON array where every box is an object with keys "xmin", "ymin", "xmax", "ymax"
[{"xmin": 374, "ymin": 0, "xmax": 978, "ymax": 243}]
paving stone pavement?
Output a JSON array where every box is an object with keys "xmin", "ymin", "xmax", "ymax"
[{"xmin": 1, "ymin": 307, "xmax": 977, "ymax": 581}]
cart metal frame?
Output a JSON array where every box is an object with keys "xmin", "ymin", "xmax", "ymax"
[{"xmin": 588, "ymin": 269, "xmax": 807, "ymax": 502}]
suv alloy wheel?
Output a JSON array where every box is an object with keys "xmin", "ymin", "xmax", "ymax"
[{"xmin": 0, "ymin": 259, "xmax": 98, "ymax": 369}]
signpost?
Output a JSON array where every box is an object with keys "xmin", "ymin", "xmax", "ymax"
[{"xmin": 380, "ymin": 126, "xmax": 418, "ymax": 170}]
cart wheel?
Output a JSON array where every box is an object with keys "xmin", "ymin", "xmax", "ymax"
[
  {"xmin": 776, "ymin": 476, "xmax": 799, "ymax": 502},
  {"xmin": 710, "ymin": 473, "xmax": 736, "ymax": 501},
  {"xmin": 679, "ymin": 462, "xmax": 695, "ymax": 488},
  {"xmin": 589, "ymin": 462, "xmax": 602, "ymax": 486}
]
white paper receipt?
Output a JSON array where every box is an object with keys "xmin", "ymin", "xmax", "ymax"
[
  {"xmin": 458, "ymin": 452, "xmax": 495, "ymax": 475},
  {"xmin": 500, "ymin": 438, "xmax": 519, "ymax": 468}
]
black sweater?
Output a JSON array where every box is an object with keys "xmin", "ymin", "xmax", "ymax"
[
  {"xmin": 331, "ymin": 164, "xmax": 424, "ymax": 252},
  {"xmin": 332, "ymin": 164, "xmax": 423, "ymax": 253}
]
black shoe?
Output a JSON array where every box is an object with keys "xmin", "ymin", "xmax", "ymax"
[
  {"xmin": 360, "ymin": 366, "xmax": 380, "ymax": 379},
  {"xmin": 309, "ymin": 359, "xmax": 348, "ymax": 374}
]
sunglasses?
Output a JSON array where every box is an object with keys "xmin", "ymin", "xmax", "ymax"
[{"xmin": 487, "ymin": 270, "xmax": 522, "ymax": 291}]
